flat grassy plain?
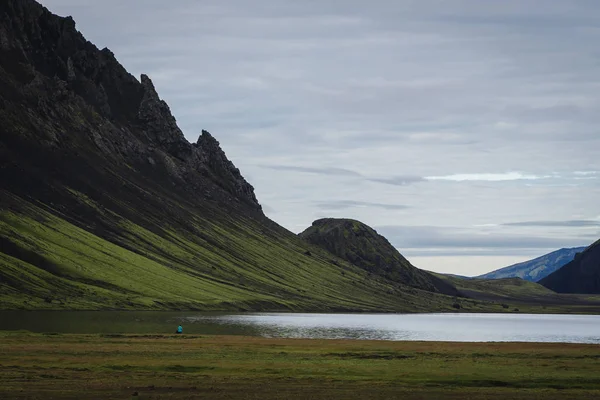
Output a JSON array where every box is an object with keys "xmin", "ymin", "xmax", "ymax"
[{"xmin": 1, "ymin": 333, "xmax": 600, "ymax": 399}]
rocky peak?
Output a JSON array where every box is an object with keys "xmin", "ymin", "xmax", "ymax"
[
  {"xmin": 140, "ymin": 74, "xmax": 156, "ymax": 92},
  {"xmin": 137, "ymin": 73, "xmax": 186, "ymax": 149},
  {"xmin": 197, "ymin": 129, "xmax": 219, "ymax": 146},
  {"xmin": 195, "ymin": 130, "xmax": 261, "ymax": 210}
]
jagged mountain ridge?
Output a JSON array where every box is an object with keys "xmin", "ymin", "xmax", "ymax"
[
  {"xmin": 540, "ymin": 239, "xmax": 600, "ymax": 294},
  {"xmin": 477, "ymin": 247, "xmax": 586, "ymax": 282},
  {"xmin": 0, "ymin": 0, "xmax": 259, "ymax": 212},
  {"xmin": 299, "ymin": 218, "xmax": 460, "ymax": 296},
  {"xmin": 0, "ymin": 0, "xmax": 464, "ymax": 312}
]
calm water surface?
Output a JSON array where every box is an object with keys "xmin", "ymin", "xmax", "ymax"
[{"xmin": 1, "ymin": 311, "xmax": 599, "ymax": 343}]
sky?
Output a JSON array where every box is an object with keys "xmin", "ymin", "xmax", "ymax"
[{"xmin": 43, "ymin": 0, "xmax": 600, "ymax": 276}]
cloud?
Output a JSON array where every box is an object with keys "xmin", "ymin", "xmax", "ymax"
[
  {"xmin": 42, "ymin": 0, "xmax": 600, "ymax": 274},
  {"xmin": 425, "ymin": 172, "xmax": 550, "ymax": 182},
  {"xmin": 503, "ymin": 220, "xmax": 600, "ymax": 227},
  {"xmin": 315, "ymin": 200, "xmax": 409, "ymax": 211},
  {"xmin": 258, "ymin": 164, "xmax": 362, "ymax": 177},
  {"xmin": 367, "ymin": 176, "xmax": 425, "ymax": 186},
  {"xmin": 366, "ymin": 170, "xmax": 600, "ymax": 186},
  {"xmin": 375, "ymin": 225, "xmax": 592, "ymax": 256}
]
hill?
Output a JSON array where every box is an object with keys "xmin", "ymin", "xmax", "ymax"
[
  {"xmin": 0, "ymin": 0, "xmax": 471, "ymax": 312},
  {"xmin": 433, "ymin": 273, "xmax": 600, "ymax": 313},
  {"xmin": 540, "ymin": 239, "xmax": 600, "ymax": 294},
  {"xmin": 477, "ymin": 247, "xmax": 585, "ymax": 282},
  {"xmin": 299, "ymin": 218, "xmax": 460, "ymax": 296},
  {"xmin": 435, "ymin": 274, "xmax": 556, "ymax": 303}
]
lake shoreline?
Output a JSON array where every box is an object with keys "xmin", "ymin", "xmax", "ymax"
[
  {"xmin": 3, "ymin": 298, "xmax": 600, "ymax": 315},
  {"xmin": 2, "ymin": 311, "xmax": 599, "ymax": 343}
]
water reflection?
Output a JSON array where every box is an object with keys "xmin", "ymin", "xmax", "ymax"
[
  {"xmin": 188, "ymin": 312, "xmax": 600, "ymax": 343},
  {"xmin": 1, "ymin": 311, "xmax": 599, "ymax": 343},
  {"xmin": 0, "ymin": 311, "xmax": 260, "ymax": 336}
]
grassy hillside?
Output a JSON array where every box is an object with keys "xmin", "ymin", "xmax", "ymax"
[
  {"xmin": 437, "ymin": 275, "xmax": 556, "ymax": 301},
  {"xmin": 1, "ymin": 190, "xmax": 476, "ymax": 312},
  {"xmin": 435, "ymin": 274, "xmax": 600, "ymax": 313}
]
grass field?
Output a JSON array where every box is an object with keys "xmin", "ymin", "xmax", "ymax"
[{"xmin": 1, "ymin": 333, "xmax": 599, "ymax": 399}]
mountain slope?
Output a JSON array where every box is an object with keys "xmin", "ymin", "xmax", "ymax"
[
  {"xmin": 477, "ymin": 247, "xmax": 585, "ymax": 282},
  {"xmin": 0, "ymin": 0, "xmax": 467, "ymax": 312},
  {"xmin": 435, "ymin": 274, "xmax": 557, "ymax": 302},
  {"xmin": 432, "ymin": 273, "xmax": 600, "ymax": 314},
  {"xmin": 299, "ymin": 218, "xmax": 460, "ymax": 296},
  {"xmin": 540, "ymin": 239, "xmax": 600, "ymax": 294}
]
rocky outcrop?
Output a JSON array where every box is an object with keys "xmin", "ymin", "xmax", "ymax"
[
  {"xmin": 299, "ymin": 218, "xmax": 460, "ymax": 296},
  {"xmin": 195, "ymin": 130, "xmax": 260, "ymax": 208},
  {"xmin": 0, "ymin": 0, "xmax": 261, "ymax": 211},
  {"xmin": 138, "ymin": 74, "xmax": 187, "ymax": 153}
]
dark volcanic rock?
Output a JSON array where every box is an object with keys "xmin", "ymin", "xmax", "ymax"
[
  {"xmin": 540, "ymin": 239, "xmax": 600, "ymax": 294},
  {"xmin": 195, "ymin": 130, "xmax": 260, "ymax": 207},
  {"xmin": 138, "ymin": 74, "xmax": 187, "ymax": 152},
  {"xmin": 299, "ymin": 218, "xmax": 460, "ymax": 296},
  {"xmin": 0, "ymin": 0, "xmax": 261, "ymax": 211}
]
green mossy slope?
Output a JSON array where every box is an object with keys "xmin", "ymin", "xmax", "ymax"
[{"xmin": 1, "ymin": 192, "xmax": 470, "ymax": 311}]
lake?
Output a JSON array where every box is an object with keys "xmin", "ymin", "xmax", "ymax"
[{"xmin": 0, "ymin": 311, "xmax": 598, "ymax": 343}]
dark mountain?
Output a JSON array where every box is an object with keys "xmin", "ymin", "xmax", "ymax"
[
  {"xmin": 477, "ymin": 247, "xmax": 586, "ymax": 282},
  {"xmin": 540, "ymin": 239, "xmax": 600, "ymax": 294},
  {"xmin": 299, "ymin": 218, "xmax": 460, "ymax": 296},
  {"xmin": 0, "ymin": 0, "xmax": 464, "ymax": 312}
]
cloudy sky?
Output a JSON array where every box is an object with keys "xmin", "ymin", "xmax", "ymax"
[{"xmin": 44, "ymin": 0, "xmax": 600, "ymax": 276}]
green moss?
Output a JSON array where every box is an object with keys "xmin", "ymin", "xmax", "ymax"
[{"xmin": 0, "ymin": 198, "xmax": 469, "ymax": 311}]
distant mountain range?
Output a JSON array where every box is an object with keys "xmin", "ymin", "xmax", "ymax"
[
  {"xmin": 540, "ymin": 239, "xmax": 600, "ymax": 294},
  {"xmin": 477, "ymin": 247, "xmax": 586, "ymax": 282}
]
